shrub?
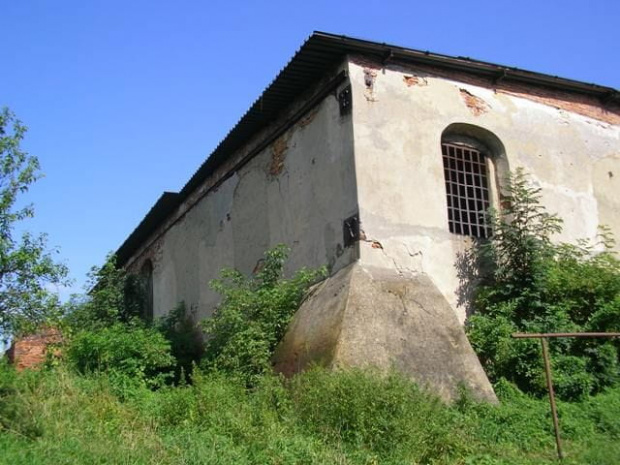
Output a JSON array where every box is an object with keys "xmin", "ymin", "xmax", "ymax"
[
  {"xmin": 466, "ymin": 169, "xmax": 620, "ymax": 399},
  {"xmin": 156, "ymin": 302, "xmax": 204, "ymax": 383},
  {"xmin": 201, "ymin": 245, "xmax": 326, "ymax": 386},
  {"xmin": 2, "ymin": 359, "xmax": 620, "ymax": 464},
  {"xmin": 0, "ymin": 359, "xmax": 45, "ymax": 439},
  {"xmin": 65, "ymin": 323, "xmax": 174, "ymax": 390}
]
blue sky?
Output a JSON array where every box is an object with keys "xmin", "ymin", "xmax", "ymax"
[{"xmin": 1, "ymin": 0, "xmax": 619, "ymax": 298}]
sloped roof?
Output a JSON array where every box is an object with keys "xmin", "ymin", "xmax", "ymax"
[{"xmin": 117, "ymin": 31, "xmax": 619, "ymax": 266}]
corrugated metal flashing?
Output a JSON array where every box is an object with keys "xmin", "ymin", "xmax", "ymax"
[{"xmin": 116, "ymin": 31, "xmax": 619, "ymax": 266}]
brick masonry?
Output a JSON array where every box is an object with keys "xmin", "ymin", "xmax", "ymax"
[{"xmin": 6, "ymin": 328, "xmax": 63, "ymax": 370}]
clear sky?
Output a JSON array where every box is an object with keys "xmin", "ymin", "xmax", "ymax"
[{"xmin": 1, "ymin": 0, "xmax": 619, "ymax": 298}]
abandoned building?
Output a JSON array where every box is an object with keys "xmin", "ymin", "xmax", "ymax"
[{"xmin": 116, "ymin": 32, "xmax": 620, "ymax": 401}]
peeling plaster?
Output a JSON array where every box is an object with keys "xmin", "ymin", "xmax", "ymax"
[
  {"xmin": 363, "ymin": 68, "xmax": 378, "ymax": 102},
  {"xmin": 297, "ymin": 108, "xmax": 319, "ymax": 128},
  {"xmin": 349, "ymin": 58, "xmax": 619, "ymax": 323},
  {"xmin": 459, "ymin": 88, "xmax": 489, "ymax": 116},
  {"xmin": 270, "ymin": 134, "xmax": 289, "ymax": 176},
  {"xmin": 403, "ymin": 75, "xmax": 428, "ymax": 87}
]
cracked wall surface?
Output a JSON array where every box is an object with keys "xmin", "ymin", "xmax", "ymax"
[
  {"xmin": 348, "ymin": 58, "xmax": 620, "ymax": 323},
  {"xmin": 124, "ymin": 55, "xmax": 618, "ymax": 347},
  {"xmin": 127, "ymin": 76, "xmax": 358, "ymax": 320},
  {"xmin": 118, "ymin": 51, "xmax": 619, "ymax": 400}
]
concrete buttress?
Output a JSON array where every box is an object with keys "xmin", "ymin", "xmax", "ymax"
[{"xmin": 273, "ymin": 262, "xmax": 498, "ymax": 402}]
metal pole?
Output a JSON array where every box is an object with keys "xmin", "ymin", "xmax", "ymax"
[
  {"xmin": 511, "ymin": 332, "xmax": 620, "ymax": 461},
  {"xmin": 513, "ymin": 332, "xmax": 620, "ymax": 339},
  {"xmin": 541, "ymin": 338, "xmax": 563, "ymax": 461}
]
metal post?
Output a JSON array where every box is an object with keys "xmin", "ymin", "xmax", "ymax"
[{"xmin": 541, "ymin": 338, "xmax": 563, "ymax": 461}]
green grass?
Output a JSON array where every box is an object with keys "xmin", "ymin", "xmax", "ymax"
[{"xmin": 1, "ymin": 360, "xmax": 619, "ymax": 464}]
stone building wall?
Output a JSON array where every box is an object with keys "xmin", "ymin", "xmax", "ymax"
[
  {"xmin": 116, "ymin": 39, "xmax": 619, "ymax": 400},
  {"xmin": 125, "ymin": 65, "xmax": 358, "ymax": 320},
  {"xmin": 348, "ymin": 57, "xmax": 620, "ymax": 323}
]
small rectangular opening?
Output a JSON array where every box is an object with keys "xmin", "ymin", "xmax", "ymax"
[
  {"xmin": 343, "ymin": 214, "xmax": 360, "ymax": 247},
  {"xmin": 338, "ymin": 85, "xmax": 352, "ymax": 116}
]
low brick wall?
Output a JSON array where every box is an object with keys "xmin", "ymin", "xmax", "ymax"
[{"xmin": 6, "ymin": 328, "xmax": 63, "ymax": 370}]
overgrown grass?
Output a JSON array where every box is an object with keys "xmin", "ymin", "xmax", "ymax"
[{"xmin": 1, "ymin": 359, "xmax": 619, "ymax": 464}]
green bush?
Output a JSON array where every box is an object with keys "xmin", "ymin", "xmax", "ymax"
[
  {"xmin": 156, "ymin": 302, "xmax": 204, "ymax": 383},
  {"xmin": 201, "ymin": 245, "xmax": 325, "ymax": 386},
  {"xmin": 65, "ymin": 323, "xmax": 174, "ymax": 390},
  {"xmin": 467, "ymin": 169, "xmax": 620, "ymax": 400}
]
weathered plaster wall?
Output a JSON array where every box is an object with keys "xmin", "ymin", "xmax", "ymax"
[
  {"xmin": 124, "ymin": 53, "xmax": 618, "ymax": 336},
  {"xmin": 128, "ymin": 80, "xmax": 358, "ymax": 319},
  {"xmin": 348, "ymin": 58, "xmax": 620, "ymax": 322}
]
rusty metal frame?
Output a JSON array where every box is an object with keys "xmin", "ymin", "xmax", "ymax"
[
  {"xmin": 511, "ymin": 332, "xmax": 620, "ymax": 460},
  {"xmin": 441, "ymin": 142, "xmax": 492, "ymax": 238}
]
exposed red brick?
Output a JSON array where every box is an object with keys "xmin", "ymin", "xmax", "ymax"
[
  {"xmin": 403, "ymin": 75, "xmax": 428, "ymax": 87},
  {"xmin": 297, "ymin": 107, "xmax": 319, "ymax": 128},
  {"xmin": 363, "ymin": 68, "xmax": 379, "ymax": 102},
  {"xmin": 460, "ymin": 89, "xmax": 489, "ymax": 116},
  {"xmin": 350, "ymin": 54, "xmax": 620, "ymax": 125},
  {"xmin": 126, "ymin": 237, "xmax": 162, "ymax": 274},
  {"xmin": 496, "ymin": 88, "xmax": 620, "ymax": 125},
  {"xmin": 252, "ymin": 258, "xmax": 265, "ymax": 274},
  {"xmin": 270, "ymin": 135, "xmax": 289, "ymax": 176},
  {"xmin": 6, "ymin": 328, "xmax": 63, "ymax": 371},
  {"xmin": 424, "ymin": 63, "xmax": 620, "ymax": 124}
]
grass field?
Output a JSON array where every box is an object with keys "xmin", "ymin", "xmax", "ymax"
[{"xmin": 1, "ymin": 361, "xmax": 619, "ymax": 464}]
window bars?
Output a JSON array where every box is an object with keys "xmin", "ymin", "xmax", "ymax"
[{"xmin": 442, "ymin": 142, "xmax": 492, "ymax": 238}]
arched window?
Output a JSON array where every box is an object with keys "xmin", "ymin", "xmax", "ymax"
[
  {"xmin": 141, "ymin": 260, "xmax": 154, "ymax": 321},
  {"xmin": 441, "ymin": 124, "xmax": 507, "ymax": 238}
]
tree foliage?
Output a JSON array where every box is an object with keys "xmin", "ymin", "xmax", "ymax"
[
  {"xmin": 467, "ymin": 169, "xmax": 620, "ymax": 400},
  {"xmin": 0, "ymin": 108, "xmax": 68, "ymax": 337},
  {"xmin": 202, "ymin": 245, "xmax": 326, "ymax": 386},
  {"xmin": 64, "ymin": 254, "xmax": 147, "ymax": 330},
  {"xmin": 63, "ymin": 254, "xmax": 176, "ymax": 391}
]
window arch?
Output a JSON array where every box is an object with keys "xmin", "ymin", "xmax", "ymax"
[{"xmin": 441, "ymin": 124, "xmax": 507, "ymax": 238}]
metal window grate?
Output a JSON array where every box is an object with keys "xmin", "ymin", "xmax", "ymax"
[{"xmin": 441, "ymin": 143, "xmax": 492, "ymax": 238}]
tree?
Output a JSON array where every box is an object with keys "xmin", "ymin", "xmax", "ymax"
[
  {"xmin": 0, "ymin": 108, "xmax": 68, "ymax": 338},
  {"xmin": 64, "ymin": 253, "xmax": 147, "ymax": 330}
]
